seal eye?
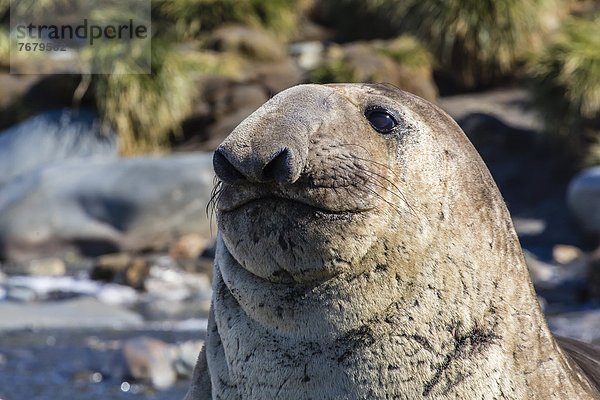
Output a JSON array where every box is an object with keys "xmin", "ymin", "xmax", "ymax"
[{"xmin": 365, "ymin": 108, "xmax": 397, "ymax": 133}]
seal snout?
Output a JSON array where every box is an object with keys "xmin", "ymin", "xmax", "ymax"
[{"xmin": 213, "ymin": 145, "xmax": 301, "ymax": 184}]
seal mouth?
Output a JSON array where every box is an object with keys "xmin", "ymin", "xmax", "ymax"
[
  {"xmin": 220, "ymin": 194, "xmax": 374, "ymax": 215},
  {"xmin": 216, "ymin": 182, "xmax": 376, "ymax": 215}
]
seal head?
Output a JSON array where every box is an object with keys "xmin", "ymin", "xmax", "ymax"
[{"xmin": 213, "ymin": 84, "xmax": 418, "ymax": 285}]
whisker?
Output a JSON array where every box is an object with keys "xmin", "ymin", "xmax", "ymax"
[
  {"xmin": 354, "ymin": 179, "xmax": 405, "ymax": 216},
  {"xmin": 331, "ymin": 155, "xmax": 408, "ymax": 205},
  {"xmin": 330, "ymin": 148, "xmax": 419, "ymax": 219},
  {"xmin": 331, "ymin": 163, "xmax": 404, "ymax": 215},
  {"xmin": 207, "ymin": 176, "xmax": 223, "ymax": 237},
  {"xmin": 355, "ymin": 169, "xmax": 417, "ymax": 217}
]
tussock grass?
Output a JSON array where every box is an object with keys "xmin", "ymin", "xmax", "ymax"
[
  {"xmin": 405, "ymin": 0, "xmax": 564, "ymax": 88},
  {"xmin": 378, "ymin": 36, "xmax": 433, "ymax": 69},
  {"xmin": 0, "ymin": 27, "xmax": 9, "ymax": 67},
  {"xmin": 91, "ymin": 0, "xmax": 304, "ymax": 154},
  {"xmin": 91, "ymin": 41, "xmax": 224, "ymax": 156},
  {"xmin": 529, "ymin": 15, "xmax": 600, "ymax": 165},
  {"xmin": 316, "ymin": 0, "xmax": 563, "ymax": 88},
  {"xmin": 8, "ymin": 0, "xmax": 81, "ymax": 18},
  {"xmin": 157, "ymin": 0, "xmax": 300, "ymax": 39}
]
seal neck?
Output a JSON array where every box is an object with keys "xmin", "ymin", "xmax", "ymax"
[{"xmin": 214, "ymin": 233, "xmax": 598, "ymax": 399}]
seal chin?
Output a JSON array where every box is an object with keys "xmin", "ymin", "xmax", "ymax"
[{"xmin": 217, "ymin": 193, "xmax": 377, "ymax": 285}]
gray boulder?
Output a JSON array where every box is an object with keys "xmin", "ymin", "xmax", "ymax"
[
  {"xmin": 0, "ymin": 297, "xmax": 143, "ymax": 331},
  {"xmin": 0, "ymin": 109, "xmax": 117, "ymax": 187},
  {"xmin": 568, "ymin": 166, "xmax": 600, "ymax": 240},
  {"xmin": 548, "ymin": 309, "xmax": 600, "ymax": 344},
  {"xmin": 0, "ymin": 153, "xmax": 215, "ymax": 261}
]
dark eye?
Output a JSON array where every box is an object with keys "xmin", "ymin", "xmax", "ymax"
[{"xmin": 365, "ymin": 108, "xmax": 397, "ymax": 133}]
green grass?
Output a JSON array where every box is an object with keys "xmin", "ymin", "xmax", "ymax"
[
  {"xmin": 8, "ymin": 0, "xmax": 81, "ymax": 18},
  {"xmin": 156, "ymin": 0, "xmax": 300, "ymax": 39},
  {"xmin": 528, "ymin": 15, "xmax": 600, "ymax": 165}
]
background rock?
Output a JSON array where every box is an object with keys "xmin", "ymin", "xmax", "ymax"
[
  {"xmin": 0, "ymin": 109, "xmax": 117, "ymax": 187},
  {"xmin": 116, "ymin": 337, "xmax": 204, "ymax": 390},
  {"xmin": 121, "ymin": 337, "xmax": 177, "ymax": 390},
  {"xmin": 173, "ymin": 340, "xmax": 204, "ymax": 378},
  {"xmin": 248, "ymin": 59, "xmax": 304, "ymax": 94},
  {"xmin": 0, "ymin": 153, "xmax": 215, "ymax": 261},
  {"xmin": 588, "ymin": 248, "xmax": 600, "ymax": 301},
  {"xmin": 91, "ymin": 254, "xmax": 150, "ymax": 290},
  {"xmin": 22, "ymin": 258, "xmax": 67, "ymax": 276},
  {"xmin": 312, "ymin": 40, "xmax": 438, "ymax": 103},
  {"xmin": 3, "ymin": 275, "xmax": 138, "ymax": 304},
  {"xmin": 568, "ymin": 166, "xmax": 600, "ymax": 240},
  {"xmin": 289, "ymin": 41, "xmax": 325, "ymax": 71},
  {"xmin": 548, "ymin": 309, "xmax": 600, "ymax": 343},
  {"xmin": 169, "ymin": 234, "xmax": 212, "ymax": 261},
  {"xmin": 0, "ymin": 297, "xmax": 143, "ymax": 330},
  {"xmin": 0, "ymin": 73, "xmax": 38, "ymax": 110},
  {"xmin": 209, "ymin": 24, "xmax": 286, "ymax": 62}
]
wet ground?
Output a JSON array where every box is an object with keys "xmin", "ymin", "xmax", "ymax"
[{"xmin": 0, "ymin": 327, "xmax": 204, "ymax": 400}]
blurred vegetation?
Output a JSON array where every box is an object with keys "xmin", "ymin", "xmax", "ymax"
[
  {"xmin": 0, "ymin": 0, "xmax": 305, "ymax": 155},
  {"xmin": 7, "ymin": 0, "xmax": 81, "ymax": 17},
  {"xmin": 378, "ymin": 36, "xmax": 434, "ymax": 69},
  {"xmin": 403, "ymin": 0, "xmax": 563, "ymax": 88},
  {"xmin": 315, "ymin": 0, "xmax": 564, "ymax": 89},
  {"xmin": 311, "ymin": 35, "xmax": 433, "ymax": 84},
  {"xmin": 101, "ymin": 0, "xmax": 309, "ymax": 155},
  {"xmin": 89, "ymin": 43, "xmax": 192, "ymax": 155},
  {"xmin": 528, "ymin": 15, "xmax": 600, "ymax": 165},
  {"xmin": 98, "ymin": 0, "xmax": 305, "ymax": 155},
  {"xmin": 311, "ymin": 57, "xmax": 357, "ymax": 83},
  {"xmin": 0, "ymin": 26, "xmax": 8, "ymax": 67},
  {"xmin": 155, "ymin": 0, "xmax": 302, "ymax": 40}
]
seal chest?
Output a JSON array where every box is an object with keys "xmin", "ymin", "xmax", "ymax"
[{"xmin": 186, "ymin": 83, "xmax": 600, "ymax": 400}]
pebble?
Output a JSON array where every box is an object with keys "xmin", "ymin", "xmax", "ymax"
[
  {"xmin": 121, "ymin": 337, "xmax": 178, "ymax": 390},
  {"xmin": 173, "ymin": 340, "xmax": 204, "ymax": 377},
  {"xmin": 169, "ymin": 234, "xmax": 212, "ymax": 261},
  {"xmin": 92, "ymin": 253, "xmax": 150, "ymax": 290},
  {"xmin": 23, "ymin": 258, "xmax": 67, "ymax": 276},
  {"xmin": 553, "ymin": 244, "xmax": 583, "ymax": 265}
]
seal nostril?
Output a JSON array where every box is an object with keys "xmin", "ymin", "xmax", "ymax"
[
  {"xmin": 262, "ymin": 148, "xmax": 293, "ymax": 184},
  {"xmin": 213, "ymin": 148, "xmax": 246, "ymax": 183}
]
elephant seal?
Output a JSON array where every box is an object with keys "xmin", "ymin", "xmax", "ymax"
[{"xmin": 186, "ymin": 83, "xmax": 600, "ymax": 399}]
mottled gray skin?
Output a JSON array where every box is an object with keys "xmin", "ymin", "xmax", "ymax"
[{"xmin": 186, "ymin": 84, "xmax": 600, "ymax": 400}]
